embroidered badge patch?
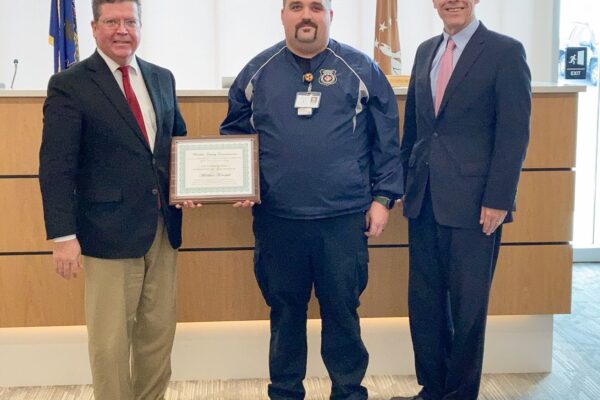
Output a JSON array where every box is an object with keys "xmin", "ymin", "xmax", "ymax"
[{"xmin": 319, "ymin": 69, "xmax": 337, "ymax": 86}]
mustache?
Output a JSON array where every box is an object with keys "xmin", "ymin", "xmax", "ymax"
[{"xmin": 295, "ymin": 19, "xmax": 318, "ymax": 30}]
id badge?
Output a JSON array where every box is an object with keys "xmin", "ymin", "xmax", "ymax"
[
  {"xmin": 295, "ymin": 92, "xmax": 322, "ymax": 109},
  {"xmin": 297, "ymin": 107, "xmax": 313, "ymax": 116}
]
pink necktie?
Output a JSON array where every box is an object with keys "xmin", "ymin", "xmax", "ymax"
[
  {"xmin": 434, "ymin": 38, "xmax": 456, "ymax": 116},
  {"xmin": 118, "ymin": 66, "xmax": 150, "ymax": 145}
]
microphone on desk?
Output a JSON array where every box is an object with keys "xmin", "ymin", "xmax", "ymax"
[{"xmin": 10, "ymin": 59, "xmax": 19, "ymax": 89}]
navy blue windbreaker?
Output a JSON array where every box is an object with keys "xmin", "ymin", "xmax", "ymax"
[{"xmin": 221, "ymin": 39, "xmax": 403, "ymax": 219}]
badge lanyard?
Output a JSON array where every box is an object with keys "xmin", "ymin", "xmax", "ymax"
[{"xmin": 295, "ymin": 72, "xmax": 322, "ymax": 117}]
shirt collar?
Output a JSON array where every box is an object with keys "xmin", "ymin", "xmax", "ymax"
[
  {"xmin": 443, "ymin": 18, "xmax": 480, "ymax": 51},
  {"xmin": 286, "ymin": 39, "xmax": 333, "ymax": 60},
  {"xmin": 96, "ymin": 48, "xmax": 140, "ymax": 75}
]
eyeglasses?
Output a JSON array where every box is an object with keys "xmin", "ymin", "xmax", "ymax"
[{"xmin": 99, "ymin": 18, "xmax": 140, "ymax": 30}]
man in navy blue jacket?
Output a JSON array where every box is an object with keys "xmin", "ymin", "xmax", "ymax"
[
  {"xmin": 391, "ymin": 1, "xmax": 531, "ymax": 399},
  {"xmin": 220, "ymin": 1, "xmax": 403, "ymax": 398}
]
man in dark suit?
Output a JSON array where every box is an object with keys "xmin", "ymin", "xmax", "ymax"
[
  {"xmin": 39, "ymin": 1, "xmax": 186, "ymax": 399},
  {"xmin": 391, "ymin": 1, "xmax": 531, "ymax": 399}
]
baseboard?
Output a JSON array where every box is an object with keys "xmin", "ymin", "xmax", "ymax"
[
  {"xmin": 573, "ymin": 246, "xmax": 600, "ymax": 262},
  {"xmin": 0, "ymin": 315, "xmax": 553, "ymax": 387}
]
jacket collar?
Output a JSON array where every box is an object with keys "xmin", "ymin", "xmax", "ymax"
[
  {"xmin": 86, "ymin": 51, "xmax": 161, "ymax": 151},
  {"xmin": 435, "ymin": 22, "xmax": 488, "ymax": 118}
]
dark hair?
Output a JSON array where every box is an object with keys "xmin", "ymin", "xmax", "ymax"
[{"xmin": 92, "ymin": 0, "xmax": 141, "ymax": 22}]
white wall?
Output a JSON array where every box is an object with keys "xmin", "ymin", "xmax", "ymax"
[{"xmin": 0, "ymin": 0, "xmax": 557, "ymax": 90}]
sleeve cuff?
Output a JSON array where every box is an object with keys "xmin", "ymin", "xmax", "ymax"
[{"xmin": 53, "ymin": 234, "xmax": 77, "ymax": 243}]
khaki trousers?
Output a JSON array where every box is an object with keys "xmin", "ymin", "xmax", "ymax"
[{"xmin": 84, "ymin": 219, "xmax": 177, "ymax": 400}]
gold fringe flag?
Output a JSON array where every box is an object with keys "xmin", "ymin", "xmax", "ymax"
[{"xmin": 374, "ymin": 0, "xmax": 401, "ymax": 76}]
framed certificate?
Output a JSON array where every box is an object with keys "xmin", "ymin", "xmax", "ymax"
[{"xmin": 169, "ymin": 135, "xmax": 260, "ymax": 204}]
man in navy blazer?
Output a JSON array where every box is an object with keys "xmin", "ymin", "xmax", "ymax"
[
  {"xmin": 39, "ymin": 1, "xmax": 186, "ymax": 399},
  {"xmin": 392, "ymin": 1, "xmax": 531, "ymax": 399}
]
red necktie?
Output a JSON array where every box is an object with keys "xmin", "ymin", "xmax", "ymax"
[
  {"xmin": 119, "ymin": 66, "xmax": 161, "ymax": 208},
  {"xmin": 434, "ymin": 38, "xmax": 456, "ymax": 116},
  {"xmin": 118, "ymin": 65, "xmax": 150, "ymax": 145}
]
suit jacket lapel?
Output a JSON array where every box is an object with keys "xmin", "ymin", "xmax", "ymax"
[
  {"xmin": 138, "ymin": 57, "xmax": 163, "ymax": 151},
  {"xmin": 437, "ymin": 23, "xmax": 487, "ymax": 117},
  {"xmin": 87, "ymin": 51, "xmax": 151, "ymax": 151},
  {"xmin": 425, "ymin": 35, "xmax": 444, "ymax": 119}
]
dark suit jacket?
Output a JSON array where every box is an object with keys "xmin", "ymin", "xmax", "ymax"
[
  {"xmin": 402, "ymin": 23, "xmax": 531, "ymax": 228},
  {"xmin": 39, "ymin": 51, "xmax": 187, "ymax": 259}
]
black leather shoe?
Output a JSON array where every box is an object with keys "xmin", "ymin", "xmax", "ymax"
[{"xmin": 390, "ymin": 396, "xmax": 424, "ymax": 400}]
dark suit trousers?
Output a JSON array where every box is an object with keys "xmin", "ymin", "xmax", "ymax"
[
  {"xmin": 253, "ymin": 208, "xmax": 369, "ymax": 400},
  {"xmin": 407, "ymin": 188, "xmax": 501, "ymax": 400}
]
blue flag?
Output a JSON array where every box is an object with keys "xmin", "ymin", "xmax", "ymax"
[{"xmin": 49, "ymin": 0, "xmax": 80, "ymax": 73}]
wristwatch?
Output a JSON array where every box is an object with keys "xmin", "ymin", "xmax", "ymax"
[{"xmin": 373, "ymin": 195, "xmax": 395, "ymax": 210}]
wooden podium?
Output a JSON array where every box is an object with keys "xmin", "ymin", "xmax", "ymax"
[{"xmin": 0, "ymin": 85, "xmax": 580, "ymax": 327}]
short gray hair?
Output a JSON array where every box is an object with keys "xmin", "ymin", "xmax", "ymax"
[
  {"xmin": 282, "ymin": 0, "xmax": 332, "ymax": 8},
  {"xmin": 92, "ymin": 0, "xmax": 141, "ymax": 22}
]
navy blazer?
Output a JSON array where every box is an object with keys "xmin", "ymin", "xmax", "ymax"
[
  {"xmin": 401, "ymin": 23, "xmax": 531, "ymax": 228},
  {"xmin": 39, "ymin": 51, "xmax": 187, "ymax": 258}
]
